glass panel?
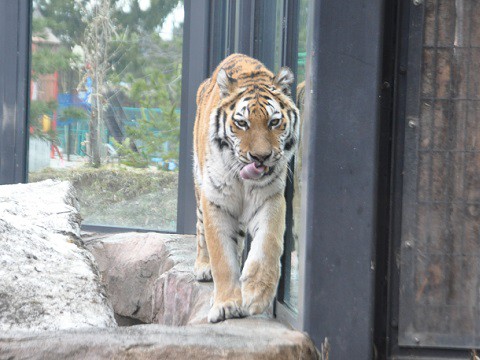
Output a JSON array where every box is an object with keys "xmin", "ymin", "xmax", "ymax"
[
  {"xmin": 234, "ymin": 0, "xmax": 241, "ymax": 52},
  {"xmin": 399, "ymin": 0, "xmax": 480, "ymax": 348},
  {"xmin": 254, "ymin": 0, "xmax": 284, "ymax": 72},
  {"xmin": 283, "ymin": 0, "xmax": 309, "ymax": 313},
  {"xmin": 272, "ymin": 0, "xmax": 285, "ymax": 73},
  {"xmin": 28, "ymin": 0, "xmax": 183, "ymax": 231}
]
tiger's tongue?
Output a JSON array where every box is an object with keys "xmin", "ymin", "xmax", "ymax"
[{"xmin": 240, "ymin": 162, "xmax": 266, "ymax": 180}]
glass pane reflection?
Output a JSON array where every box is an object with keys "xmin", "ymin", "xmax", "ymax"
[
  {"xmin": 283, "ymin": 0, "xmax": 309, "ymax": 312},
  {"xmin": 28, "ymin": 0, "xmax": 183, "ymax": 231}
]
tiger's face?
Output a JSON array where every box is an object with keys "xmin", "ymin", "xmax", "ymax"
[
  {"xmin": 212, "ymin": 68, "xmax": 299, "ymax": 180},
  {"xmin": 230, "ymin": 94, "xmax": 288, "ymax": 167}
]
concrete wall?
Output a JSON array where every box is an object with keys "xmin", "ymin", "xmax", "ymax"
[{"xmin": 28, "ymin": 137, "xmax": 50, "ymax": 172}]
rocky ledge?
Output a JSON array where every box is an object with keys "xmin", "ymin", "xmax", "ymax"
[
  {"xmin": 0, "ymin": 180, "xmax": 116, "ymax": 331},
  {"xmin": 1, "ymin": 318, "xmax": 318, "ymax": 359},
  {"xmin": 83, "ymin": 232, "xmax": 212, "ymax": 325},
  {"xmin": 0, "ymin": 180, "xmax": 318, "ymax": 359}
]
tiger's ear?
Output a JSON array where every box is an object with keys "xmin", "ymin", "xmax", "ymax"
[
  {"xmin": 274, "ymin": 67, "xmax": 294, "ymax": 95},
  {"xmin": 217, "ymin": 69, "xmax": 236, "ymax": 98}
]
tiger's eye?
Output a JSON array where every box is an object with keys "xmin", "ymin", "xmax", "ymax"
[
  {"xmin": 269, "ymin": 118, "xmax": 281, "ymax": 127},
  {"xmin": 236, "ymin": 120, "xmax": 247, "ymax": 128}
]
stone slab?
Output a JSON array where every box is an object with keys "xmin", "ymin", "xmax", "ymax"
[{"xmin": 0, "ymin": 318, "xmax": 319, "ymax": 360}]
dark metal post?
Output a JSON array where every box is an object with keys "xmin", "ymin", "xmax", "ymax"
[
  {"xmin": 253, "ymin": 0, "xmax": 277, "ymax": 70},
  {"xmin": 0, "ymin": 0, "xmax": 31, "ymax": 185},
  {"xmin": 299, "ymin": 0, "xmax": 384, "ymax": 357},
  {"xmin": 208, "ymin": 0, "xmax": 227, "ymax": 72},
  {"xmin": 236, "ymin": 0, "xmax": 255, "ymax": 56},
  {"xmin": 176, "ymin": 0, "xmax": 210, "ymax": 235}
]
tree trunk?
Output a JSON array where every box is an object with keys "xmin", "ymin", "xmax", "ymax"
[
  {"xmin": 90, "ymin": 107, "xmax": 101, "ymax": 167},
  {"xmin": 83, "ymin": 0, "xmax": 113, "ymax": 168}
]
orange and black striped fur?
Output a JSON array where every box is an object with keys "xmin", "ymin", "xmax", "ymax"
[{"xmin": 193, "ymin": 54, "xmax": 299, "ymax": 322}]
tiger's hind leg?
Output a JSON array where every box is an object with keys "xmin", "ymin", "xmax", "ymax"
[{"xmin": 194, "ymin": 184, "xmax": 212, "ymax": 281}]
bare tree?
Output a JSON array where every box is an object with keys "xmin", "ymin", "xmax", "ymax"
[{"xmin": 79, "ymin": 0, "xmax": 118, "ymax": 167}]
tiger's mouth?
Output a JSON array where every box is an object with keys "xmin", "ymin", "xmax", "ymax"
[{"xmin": 239, "ymin": 162, "xmax": 270, "ymax": 180}]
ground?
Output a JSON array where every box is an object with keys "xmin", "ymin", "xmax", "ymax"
[{"xmin": 30, "ymin": 165, "xmax": 178, "ymax": 231}]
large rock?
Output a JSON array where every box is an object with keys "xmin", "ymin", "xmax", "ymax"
[
  {"xmin": 84, "ymin": 232, "xmax": 212, "ymax": 324},
  {"xmin": 0, "ymin": 180, "xmax": 116, "ymax": 331},
  {"xmin": 0, "ymin": 318, "xmax": 319, "ymax": 359},
  {"xmin": 0, "ymin": 183, "xmax": 319, "ymax": 359}
]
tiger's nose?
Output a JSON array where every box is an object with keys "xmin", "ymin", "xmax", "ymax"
[{"xmin": 249, "ymin": 151, "xmax": 272, "ymax": 165}]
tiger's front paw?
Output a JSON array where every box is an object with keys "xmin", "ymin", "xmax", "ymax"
[
  {"xmin": 240, "ymin": 260, "xmax": 279, "ymax": 316},
  {"xmin": 208, "ymin": 298, "xmax": 244, "ymax": 323},
  {"xmin": 194, "ymin": 261, "xmax": 212, "ymax": 282}
]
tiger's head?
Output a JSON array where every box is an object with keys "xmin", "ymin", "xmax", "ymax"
[{"xmin": 211, "ymin": 67, "xmax": 300, "ymax": 181}]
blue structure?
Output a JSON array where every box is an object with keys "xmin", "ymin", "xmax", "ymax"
[{"xmin": 54, "ymin": 92, "xmax": 179, "ymax": 168}]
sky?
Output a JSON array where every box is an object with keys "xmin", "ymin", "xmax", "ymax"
[
  {"xmin": 159, "ymin": 2, "xmax": 184, "ymax": 41},
  {"xmin": 117, "ymin": 0, "xmax": 184, "ymax": 41}
]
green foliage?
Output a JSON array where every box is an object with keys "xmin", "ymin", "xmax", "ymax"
[
  {"xmin": 30, "ymin": 100, "xmax": 57, "ymax": 123},
  {"xmin": 32, "ymin": 0, "xmax": 184, "ymax": 166},
  {"xmin": 29, "ymin": 101, "xmax": 87, "ymax": 144},
  {"xmin": 34, "ymin": 0, "xmax": 180, "ymax": 46},
  {"xmin": 126, "ymin": 108, "xmax": 179, "ymax": 162},
  {"xmin": 29, "ymin": 100, "xmax": 57, "ymax": 141},
  {"xmin": 111, "ymin": 21, "xmax": 183, "ymax": 165},
  {"xmin": 111, "ymin": 107, "xmax": 179, "ymax": 168},
  {"xmin": 58, "ymin": 106, "xmax": 89, "ymax": 121},
  {"xmin": 31, "ymin": 16, "xmax": 50, "ymax": 37},
  {"xmin": 34, "ymin": 0, "xmax": 89, "ymax": 45},
  {"xmin": 31, "ymin": 47, "xmax": 78, "ymax": 77},
  {"xmin": 111, "ymin": 138, "xmax": 149, "ymax": 168}
]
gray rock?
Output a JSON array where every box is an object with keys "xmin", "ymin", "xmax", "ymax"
[
  {"xmin": 84, "ymin": 232, "xmax": 212, "ymax": 324},
  {"xmin": 0, "ymin": 180, "xmax": 116, "ymax": 331},
  {"xmin": 0, "ymin": 183, "xmax": 319, "ymax": 359},
  {"xmin": 0, "ymin": 318, "xmax": 319, "ymax": 359},
  {"xmin": 153, "ymin": 265, "xmax": 212, "ymax": 325}
]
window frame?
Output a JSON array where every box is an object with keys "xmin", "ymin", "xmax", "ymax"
[
  {"xmin": 77, "ymin": 0, "xmax": 257, "ymax": 236},
  {"xmin": 0, "ymin": 0, "xmax": 31, "ymax": 185},
  {"xmin": 297, "ymin": 0, "xmax": 383, "ymax": 358},
  {"xmin": 7, "ymin": 0, "xmax": 205, "ymax": 236},
  {"xmin": 175, "ymin": 0, "xmax": 210, "ymax": 235},
  {"xmin": 82, "ymin": 1, "xmax": 206, "ymax": 235},
  {"xmin": 1, "ymin": 1, "xmax": 391, "ymax": 358},
  {"xmin": 274, "ymin": 0, "xmax": 301, "ymax": 329}
]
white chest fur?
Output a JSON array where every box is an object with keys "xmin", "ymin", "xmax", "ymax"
[{"xmin": 199, "ymin": 145, "xmax": 286, "ymax": 225}]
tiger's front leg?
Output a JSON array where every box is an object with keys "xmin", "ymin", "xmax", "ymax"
[
  {"xmin": 194, "ymin": 185, "xmax": 212, "ymax": 281},
  {"xmin": 201, "ymin": 194, "xmax": 244, "ymax": 323},
  {"xmin": 241, "ymin": 192, "xmax": 285, "ymax": 316}
]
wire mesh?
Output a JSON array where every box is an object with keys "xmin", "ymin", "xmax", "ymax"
[{"xmin": 399, "ymin": 0, "xmax": 480, "ymax": 348}]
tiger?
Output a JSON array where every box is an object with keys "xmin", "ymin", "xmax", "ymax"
[{"xmin": 193, "ymin": 53, "xmax": 300, "ymax": 323}]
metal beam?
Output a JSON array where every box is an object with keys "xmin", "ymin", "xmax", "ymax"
[
  {"xmin": 176, "ymin": 0, "xmax": 210, "ymax": 235},
  {"xmin": 236, "ymin": 0, "xmax": 255, "ymax": 56},
  {"xmin": 299, "ymin": 0, "xmax": 384, "ymax": 357},
  {"xmin": 0, "ymin": 0, "xmax": 31, "ymax": 185}
]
